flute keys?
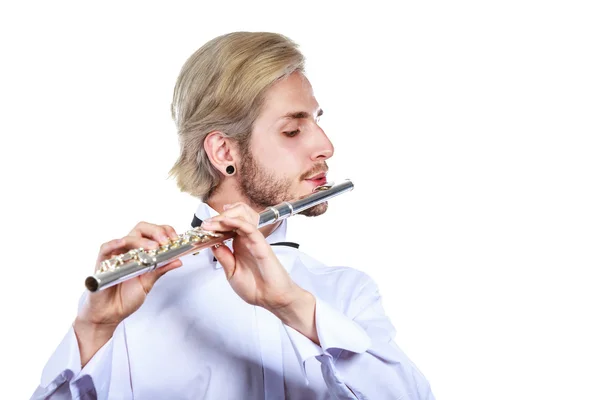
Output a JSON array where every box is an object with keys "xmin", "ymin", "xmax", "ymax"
[
  {"xmin": 98, "ymin": 248, "xmax": 144, "ymax": 272},
  {"xmin": 138, "ymin": 251, "xmax": 158, "ymax": 266},
  {"xmin": 169, "ymin": 238, "xmax": 184, "ymax": 249}
]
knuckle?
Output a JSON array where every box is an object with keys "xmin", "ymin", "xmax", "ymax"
[
  {"xmin": 161, "ymin": 225, "xmax": 176, "ymax": 236},
  {"xmin": 130, "ymin": 221, "xmax": 148, "ymax": 235},
  {"xmin": 99, "ymin": 239, "xmax": 119, "ymax": 252},
  {"xmin": 133, "ymin": 221, "xmax": 165, "ymax": 237},
  {"xmin": 129, "ymin": 236, "xmax": 148, "ymax": 248},
  {"xmin": 244, "ymin": 210, "xmax": 255, "ymax": 223},
  {"xmin": 121, "ymin": 236, "xmax": 136, "ymax": 248}
]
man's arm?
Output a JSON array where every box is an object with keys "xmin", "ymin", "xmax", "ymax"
[
  {"xmin": 203, "ymin": 205, "xmax": 434, "ymax": 398},
  {"xmin": 280, "ymin": 274, "xmax": 435, "ymax": 400},
  {"xmin": 32, "ymin": 222, "xmax": 183, "ymax": 399},
  {"xmin": 31, "ymin": 322, "xmax": 118, "ymax": 400},
  {"xmin": 270, "ymin": 287, "xmax": 319, "ymax": 344}
]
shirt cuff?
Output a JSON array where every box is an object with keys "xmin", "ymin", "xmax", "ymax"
[
  {"xmin": 40, "ymin": 325, "xmax": 114, "ymax": 397},
  {"xmin": 283, "ymin": 296, "xmax": 372, "ymax": 379}
]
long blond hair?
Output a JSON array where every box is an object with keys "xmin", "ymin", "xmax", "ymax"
[{"xmin": 170, "ymin": 32, "xmax": 305, "ymax": 200}]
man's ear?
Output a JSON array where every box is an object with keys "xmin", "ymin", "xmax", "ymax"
[{"xmin": 204, "ymin": 131, "xmax": 239, "ymax": 175}]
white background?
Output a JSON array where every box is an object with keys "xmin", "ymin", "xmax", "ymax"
[{"xmin": 1, "ymin": 1, "xmax": 598, "ymax": 399}]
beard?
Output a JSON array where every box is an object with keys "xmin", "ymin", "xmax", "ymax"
[{"xmin": 238, "ymin": 150, "xmax": 328, "ymax": 217}]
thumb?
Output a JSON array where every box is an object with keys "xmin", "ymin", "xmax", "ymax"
[
  {"xmin": 155, "ymin": 259, "xmax": 183, "ymax": 279},
  {"xmin": 211, "ymin": 244, "xmax": 236, "ymax": 280},
  {"xmin": 141, "ymin": 259, "xmax": 183, "ymax": 290}
]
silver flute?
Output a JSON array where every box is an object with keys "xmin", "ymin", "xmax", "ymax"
[{"xmin": 85, "ymin": 179, "xmax": 354, "ymax": 292}]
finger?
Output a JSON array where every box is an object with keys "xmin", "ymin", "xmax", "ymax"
[
  {"xmin": 217, "ymin": 203, "xmax": 259, "ymax": 226},
  {"xmin": 99, "ymin": 236, "xmax": 159, "ymax": 257},
  {"xmin": 98, "ymin": 239, "xmax": 127, "ymax": 259},
  {"xmin": 208, "ymin": 216, "xmax": 259, "ymax": 238},
  {"xmin": 128, "ymin": 221, "xmax": 172, "ymax": 245},
  {"xmin": 210, "ymin": 244, "xmax": 236, "ymax": 280},
  {"xmin": 160, "ymin": 225, "xmax": 180, "ymax": 241},
  {"xmin": 200, "ymin": 218, "xmax": 228, "ymax": 232},
  {"xmin": 96, "ymin": 236, "xmax": 159, "ymax": 270},
  {"xmin": 201, "ymin": 214, "xmax": 259, "ymax": 235},
  {"xmin": 154, "ymin": 259, "xmax": 183, "ymax": 278},
  {"xmin": 140, "ymin": 259, "xmax": 184, "ymax": 293}
]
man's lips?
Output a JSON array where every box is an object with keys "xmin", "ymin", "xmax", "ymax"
[
  {"xmin": 305, "ymin": 173, "xmax": 328, "ymax": 190},
  {"xmin": 305, "ymin": 172, "xmax": 327, "ymax": 181}
]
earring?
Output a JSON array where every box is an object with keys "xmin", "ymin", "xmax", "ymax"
[{"xmin": 226, "ymin": 165, "xmax": 235, "ymax": 175}]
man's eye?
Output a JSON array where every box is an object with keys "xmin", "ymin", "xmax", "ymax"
[{"xmin": 283, "ymin": 129, "xmax": 300, "ymax": 137}]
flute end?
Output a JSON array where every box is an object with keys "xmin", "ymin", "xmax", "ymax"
[{"xmin": 85, "ymin": 276, "xmax": 99, "ymax": 292}]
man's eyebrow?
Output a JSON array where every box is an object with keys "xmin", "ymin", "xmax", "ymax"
[{"xmin": 280, "ymin": 108, "xmax": 324, "ymax": 120}]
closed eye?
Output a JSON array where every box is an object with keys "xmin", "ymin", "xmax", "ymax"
[{"xmin": 283, "ymin": 129, "xmax": 300, "ymax": 137}]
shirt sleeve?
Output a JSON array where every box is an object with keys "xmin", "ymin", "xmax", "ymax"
[
  {"xmin": 284, "ymin": 275, "xmax": 435, "ymax": 400},
  {"xmin": 30, "ymin": 325, "xmax": 115, "ymax": 400}
]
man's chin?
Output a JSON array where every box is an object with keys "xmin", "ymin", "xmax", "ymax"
[{"xmin": 299, "ymin": 201, "xmax": 328, "ymax": 217}]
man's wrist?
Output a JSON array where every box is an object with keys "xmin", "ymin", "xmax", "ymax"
[
  {"xmin": 73, "ymin": 317, "xmax": 118, "ymax": 367},
  {"xmin": 271, "ymin": 288, "xmax": 320, "ymax": 344}
]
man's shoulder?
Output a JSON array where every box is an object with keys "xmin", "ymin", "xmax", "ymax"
[
  {"xmin": 293, "ymin": 251, "xmax": 379, "ymax": 307},
  {"xmin": 296, "ymin": 251, "xmax": 372, "ymax": 281}
]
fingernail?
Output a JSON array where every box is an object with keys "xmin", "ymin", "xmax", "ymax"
[
  {"xmin": 223, "ymin": 204, "xmax": 231, "ymax": 210},
  {"xmin": 159, "ymin": 235, "xmax": 169, "ymax": 244}
]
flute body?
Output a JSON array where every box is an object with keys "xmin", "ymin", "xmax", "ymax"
[{"xmin": 85, "ymin": 179, "xmax": 354, "ymax": 292}]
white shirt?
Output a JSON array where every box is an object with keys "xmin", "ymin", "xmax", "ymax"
[{"xmin": 32, "ymin": 203, "xmax": 435, "ymax": 399}]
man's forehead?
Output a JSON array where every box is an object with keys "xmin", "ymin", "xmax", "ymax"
[
  {"xmin": 258, "ymin": 72, "xmax": 321, "ymax": 119},
  {"xmin": 264, "ymin": 71, "xmax": 313, "ymax": 98}
]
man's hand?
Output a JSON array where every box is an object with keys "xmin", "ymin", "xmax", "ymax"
[
  {"xmin": 75, "ymin": 222, "xmax": 183, "ymax": 366},
  {"xmin": 201, "ymin": 203, "xmax": 319, "ymax": 343}
]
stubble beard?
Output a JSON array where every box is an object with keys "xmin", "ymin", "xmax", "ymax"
[{"xmin": 238, "ymin": 150, "xmax": 328, "ymax": 217}]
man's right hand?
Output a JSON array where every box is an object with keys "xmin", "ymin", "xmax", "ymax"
[{"xmin": 74, "ymin": 222, "xmax": 183, "ymax": 367}]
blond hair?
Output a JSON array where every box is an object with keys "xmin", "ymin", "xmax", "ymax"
[{"xmin": 170, "ymin": 32, "xmax": 305, "ymax": 200}]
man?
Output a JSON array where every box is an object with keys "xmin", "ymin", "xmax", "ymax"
[{"xmin": 33, "ymin": 32, "xmax": 435, "ymax": 399}]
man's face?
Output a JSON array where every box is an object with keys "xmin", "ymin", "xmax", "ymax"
[{"xmin": 238, "ymin": 71, "xmax": 334, "ymax": 217}]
